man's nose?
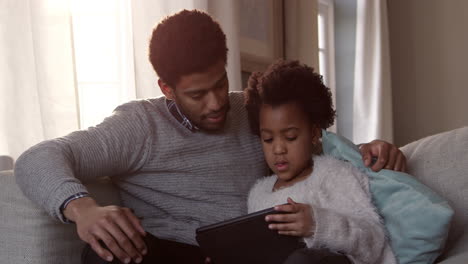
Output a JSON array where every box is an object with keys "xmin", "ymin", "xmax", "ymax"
[{"xmin": 207, "ymin": 91, "xmax": 223, "ymax": 111}]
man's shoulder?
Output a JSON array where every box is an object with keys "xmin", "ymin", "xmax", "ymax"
[
  {"xmin": 106, "ymin": 97, "xmax": 170, "ymax": 130},
  {"xmin": 228, "ymin": 91, "xmax": 245, "ymax": 103},
  {"xmin": 114, "ymin": 96, "xmax": 165, "ymax": 114},
  {"xmin": 228, "ymin": 91, "xmax": 248, "ymax": 117},
  {"xmin": 119, "ymin": 96, "xmax": 164, "ymax": 107}
]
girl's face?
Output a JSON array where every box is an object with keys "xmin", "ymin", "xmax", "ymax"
[{"xmin": 259, "ymin": 102, "xmax": 320, "ymax": 185}]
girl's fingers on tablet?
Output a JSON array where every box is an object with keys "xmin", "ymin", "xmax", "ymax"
[
  {"xmin": 265, "ymin": 213, "xmax": 297, "ymax": 223},
  {"xmin": 274, "ymin": 203, "xmax": 298, "ymax": 213},
  {"xmin": 268, "ymin": 222, "xmax": 297, "ymax": 231},
  {"xmin": 278, "ymin": 230, "xmax": 302, "ymax": 236}
]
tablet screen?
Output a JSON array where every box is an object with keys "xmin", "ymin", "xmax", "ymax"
[{"xmin": 196, "ymin": 207, "xmax": 306, "ymax": 264}]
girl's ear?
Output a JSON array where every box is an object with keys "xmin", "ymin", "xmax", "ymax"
[
  {"xmin": 311, "ymin": 126, "xmax": 323, "ymax": 155},
  {"xmin": 311, "ymin": 126, "xmax": 322, "ymax": 145}
]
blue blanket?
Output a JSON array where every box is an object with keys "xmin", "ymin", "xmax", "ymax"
[{"xmin": 321, "ymin": 130, "xmax": 453, "ymax": 264}]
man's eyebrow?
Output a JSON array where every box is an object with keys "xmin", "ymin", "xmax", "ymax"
[{"xmin": 213, "ymin": 72, "xmax": 227, "ymax": 87}]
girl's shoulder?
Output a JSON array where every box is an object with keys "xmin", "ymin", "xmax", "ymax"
[
  {"xmin": 314, "ymin": 154, "xmax": 351, "ymax": 169},
  {"xmin": 313, "ymin": 154, "xmax": 370, "ymax": 191},
  {"xmin": 247, "ymin": 175, "xmax": 277, "ymax": 213},
  {"xmin": 249, "ymin": 175, "xmax": 277, "ymax": 195},
  {"xmin": 314, "ymin": 154, "xmax": 364, "ymax": 175}
]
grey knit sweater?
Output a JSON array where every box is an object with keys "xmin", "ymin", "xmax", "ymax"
[{"xmin": 15, "ymin": 92, "xmax": 268, "ymax": 245}]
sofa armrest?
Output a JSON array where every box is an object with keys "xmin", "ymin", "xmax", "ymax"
[
  {"xmin": 0, "ymin": 170, "xmax": 120, "ymax": 264},
  {"xmin": 0, "ymin": 155, "xmax": 13, "ymax": 171},
  {"xmin": 438, "ymin": 230, "xmax": 468, "ymax": 264},
  {"xmin": 401, "ymin": 127, "xmax": 468, "ymax": 249}
]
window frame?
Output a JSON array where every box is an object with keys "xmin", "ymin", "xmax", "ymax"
[{"xmin": 318, "ymin": 0, "xmax": 336, "ymax": 132}]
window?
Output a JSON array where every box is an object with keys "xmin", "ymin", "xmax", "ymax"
[
  {"xmin": 318, "ymin": 0, "xmax": 336, "ymax": 131},
  {"xmin": 71, "ymin": 0, "xmax": 135, "ymax": 129}
]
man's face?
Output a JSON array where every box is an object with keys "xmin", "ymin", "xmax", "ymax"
[{"xmin": 162, "ymin": 60, "xmax": 230, "ymax": 132}]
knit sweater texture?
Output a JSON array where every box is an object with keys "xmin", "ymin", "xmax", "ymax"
[
  {"xmin": 248, "ymin": 155, "xmax": 397, "ymax": 264},
  {"xmin": 15, "ymin": 92, "xmax": 268, "ymax": 245}
]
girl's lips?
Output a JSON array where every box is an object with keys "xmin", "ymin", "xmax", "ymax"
[{"xmin": 275, "ymin": 162, "xmax": 288, "ymax": 171}]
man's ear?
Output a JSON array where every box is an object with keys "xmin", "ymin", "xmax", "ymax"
[{"xmin": 158, "ymin": 79, "xmax": 175, "ymax": 100}]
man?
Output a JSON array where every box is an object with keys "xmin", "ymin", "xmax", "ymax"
[{"xmin": 15, "ymin": 10, "xmax": 406, "ymax": 264}]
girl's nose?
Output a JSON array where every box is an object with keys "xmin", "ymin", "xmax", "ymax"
[{"xmin": 273, "ymin": 141, "xmax": 286, "ymax": 155}]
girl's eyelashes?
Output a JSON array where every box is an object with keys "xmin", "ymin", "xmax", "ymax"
[{"xmin": 261, "ymin": 135, "xmax": 297, "ymax": 143}]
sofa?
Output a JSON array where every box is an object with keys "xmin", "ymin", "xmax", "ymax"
[
  {"xmin": 0, "ymin": 127, "xmax": 467, "ymax": 264},
  {"xmin": 0, "ymin": 155, "xmax": 13, "ymax": 172}
]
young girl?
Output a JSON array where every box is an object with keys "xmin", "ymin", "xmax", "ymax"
[{"xmin": 244, "ymin": 60, "xmax": 396, "ymax": 264}]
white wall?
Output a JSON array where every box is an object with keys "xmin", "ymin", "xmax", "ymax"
[
  {"xmin": 388, "ymin": 0, "xmax": 468, "ymax": 146},
  {"xmin": 284, "ymin": 0, "xmax": 319, "ymax": 69}
]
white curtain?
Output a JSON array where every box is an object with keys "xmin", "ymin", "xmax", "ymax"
[
  {"xmin": 353, "ymin": 0, "xmax": 393, "ymax": 143},
  {"xmin": 131, "ymin": 0, "xmax": 242, "ymax": 98},
  {"xmin": 0, "ymin": 0, "xmax": 80, "ymax": 160},
  {"xmin": 0, "ymin": 0, "xmax": 242, "ymax": 160}
]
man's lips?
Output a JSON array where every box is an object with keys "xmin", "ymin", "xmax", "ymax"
[
  {"xmin": 206, "ymin": 114, "xmax": 224, "ymax": 122},
  {"xmin": 205, "ymin": 111, "xmax": 226, "ymax": 123}
]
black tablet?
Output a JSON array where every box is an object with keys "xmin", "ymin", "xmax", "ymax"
[{"xmin": 196, "ymin": 207, "xmax": 306, "ymax": 264}]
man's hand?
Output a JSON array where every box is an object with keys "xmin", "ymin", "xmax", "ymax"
[
  {"xmin": 265, "ymin": 197, "xmax": 315, "ymax": 237},
  {"xmin": 64, "ymin": 197, "xmax": 147, "ymax": 263},
  {"xmin": 359, "ymin": 140, "xmax": 407, "ymax": 172}
]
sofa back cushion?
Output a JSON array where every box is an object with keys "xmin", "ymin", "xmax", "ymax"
[
  {"xmin": 0, "ymin": 170, "xmax": 120, "ymax": 264},
  {"xmin": 322, "ymin": 130, "xmax": 453, "ymax": 264},
  {"xmin": 0, "ymin": 155, "xmax": 13, "ymax": 171},
  {"xmin": 401, "ymin": 126, "xmax": 468, "ymax": 249}
]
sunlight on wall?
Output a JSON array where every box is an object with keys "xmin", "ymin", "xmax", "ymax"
[{"xmin": 70, "ymin": 0, "xmax": 135, "ymax": 129}]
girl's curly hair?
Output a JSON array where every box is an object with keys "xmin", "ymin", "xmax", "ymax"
[{"xmin": 244, "ymin": 60, "xmax": 336, "ymax": 135}]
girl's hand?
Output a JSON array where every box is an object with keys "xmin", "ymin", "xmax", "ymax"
[{"xmin": 265, "ymin": 197, "xmax": 315, "ymax": 237}]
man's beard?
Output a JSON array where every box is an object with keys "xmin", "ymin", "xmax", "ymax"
[{"xmin": 199, "ymin": 102, "xmax": 231, "ymax": 132}]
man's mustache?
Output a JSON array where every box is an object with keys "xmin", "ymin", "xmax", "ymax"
[{"xmin": 203, "ymin": 103, "xmax": 230, "ymax": 119}]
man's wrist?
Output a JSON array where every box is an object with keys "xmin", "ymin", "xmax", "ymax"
[
  {"xmin": 63, "ymin": 196, "xmax": 97, "ymax": 223},
  {"xmin": 60, "ymin": 192, "xmax": 90, "ymax": 223}
]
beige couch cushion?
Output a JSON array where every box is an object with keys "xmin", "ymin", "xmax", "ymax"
[
  {"xmin": 0, "ymin": 155, "xmax": 13, "ymax": 171},
  {"xmin": 1, "ymin": 127, "xmax": 466, "ymax": 263},
  {"xmin": 0, "ymin": 170, "xmax": 120, "ymax": 264},
  {"xmin": 401, "ymin": 127, "xmax": 468, "ymax": 249}
]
